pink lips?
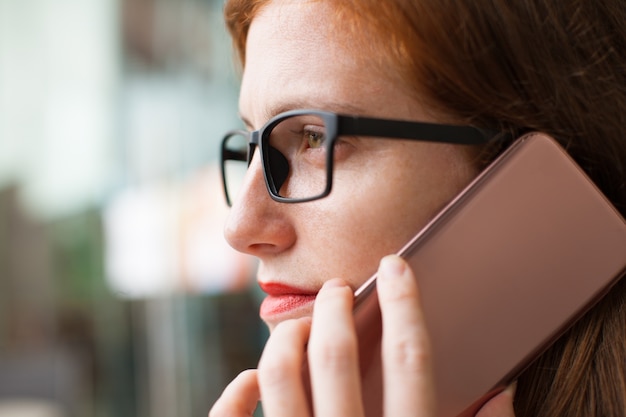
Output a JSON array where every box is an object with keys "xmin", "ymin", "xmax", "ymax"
[{"xmin": 258, "ymin": 282, "xmax": 317, "ymax": 320}]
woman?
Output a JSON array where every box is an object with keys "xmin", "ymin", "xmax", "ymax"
[{"xmin": 210, "ymin": 0, "xmax": 626, "ymax": 416}]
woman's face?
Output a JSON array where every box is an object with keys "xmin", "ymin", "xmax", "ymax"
[{"xmin": 225, "ymin": 0, "xmax": 480, "ymax": 331}]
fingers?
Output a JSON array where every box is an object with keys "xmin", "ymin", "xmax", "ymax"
[
  {"xmin": 475, "ymin": 383, "xmax": 517, "ymax": 417},
  {"xmin": 308, "ymin": 278, "xmax": 365, "ymax": 417},
  {"xmin": 215, "ymin": 258, "xmax": 510, "ymax": 417},
  {"xmin": 257, "ymin": 317, "xmax": 312, "ymax": 417},
  {"xmin": 246, "ymin": 256, "xmax": 436, "ymax": 417},
  {"xmin": 377, "ymin": 255, "xmax": 437, "ymax": 417},
  {"xmin": 209, "ymin": 369, "xmax": 260, "ymax": 417}
]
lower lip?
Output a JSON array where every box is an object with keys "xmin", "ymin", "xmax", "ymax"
[{"xmin": 259, "ymin": 294, "xmax": 316, "ymax": 320}]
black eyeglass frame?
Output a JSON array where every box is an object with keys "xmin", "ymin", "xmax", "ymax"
[{"xmin": 220, "ymin": 109, "xmax": 498, "ymax": 206}]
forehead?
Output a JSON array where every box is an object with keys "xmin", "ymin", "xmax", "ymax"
[
  {"xmin": 239, "ymin": 0, "xmax": 419, "ymax": 127},
  {"xmin": 252, "ymin": 0, "xmax": 331, "ymax": 43}
]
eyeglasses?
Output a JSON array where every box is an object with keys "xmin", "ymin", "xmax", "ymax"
[{"xmin": 220, "ymin": 109, "xmax": 497, "ymax": 206}]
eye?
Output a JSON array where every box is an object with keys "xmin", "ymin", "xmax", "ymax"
[{"xmin": 304, "ymin": 127, "xmax": 326, "ymax": 149}]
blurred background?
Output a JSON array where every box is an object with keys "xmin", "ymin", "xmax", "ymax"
[{"xmin": 0, "ymin": 0, "xmax": 268, "ymax": 416}]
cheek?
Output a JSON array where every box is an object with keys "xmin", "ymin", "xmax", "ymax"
[
  {"xmin": 298, "ymin": 144, "xmax": 479, "ymax": 287},
  {"xmin": 343, "ymin": 144, "xmax": 475, "ymax": 239}
]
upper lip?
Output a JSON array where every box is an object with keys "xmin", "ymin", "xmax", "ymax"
[{"xmin": 258, "ymin": 281, "xmax": 318, "ymax": 296}]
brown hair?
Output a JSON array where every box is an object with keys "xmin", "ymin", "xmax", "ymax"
[{"xmin": 224, "ymin": 1, "xmax": 626, "ymax": 415}]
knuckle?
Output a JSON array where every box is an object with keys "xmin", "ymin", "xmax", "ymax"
[
  {"xmin": 258, "ymin": 352, "xmax": 301, "ymax": 386},
  {"xmin": 310, "ymin": 333, "xmax": 357, "ymax": 372},
  {"xmin": 386, "ymin": 336, "xmax": 431, "ymax": 373},
  {"xmin": 383, "ymin": 281, "xmax": 419, "ymax": 304},
  {"xmin": 258, "ymin": 352, "xmax": 296, "ymax": 386}
]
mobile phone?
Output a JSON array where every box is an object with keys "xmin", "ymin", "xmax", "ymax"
[{"xmin": 344, "ymin": 132, "xmax": 626, "ymax": 417}]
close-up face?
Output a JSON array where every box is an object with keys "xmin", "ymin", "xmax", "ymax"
[{"xmin": 224, "ymin": 0, "xmax": 482, "ymax": 331}]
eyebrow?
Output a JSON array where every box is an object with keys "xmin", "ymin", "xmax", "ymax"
[{"xmin": 238, "ymin": 101, "xmax": 371, "ymax": 130}]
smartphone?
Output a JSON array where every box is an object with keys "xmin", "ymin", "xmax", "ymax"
[{"xmin": 340, "ymin": 132, "xmax": 626, "ymax": 417}]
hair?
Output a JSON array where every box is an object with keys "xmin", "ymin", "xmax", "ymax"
[{"xmin": 224, "ymin": 1, "xmax": 626, "ymax": 416}]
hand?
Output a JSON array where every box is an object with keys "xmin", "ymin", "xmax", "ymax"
[{"xmin": 209, "ymin": 255, "xmax": 516, "ymax": 417}]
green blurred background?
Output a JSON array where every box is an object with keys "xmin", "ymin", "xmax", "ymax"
[{"xmin": 0, "ymin": 1, "xmax": 268, "ymax": 416}]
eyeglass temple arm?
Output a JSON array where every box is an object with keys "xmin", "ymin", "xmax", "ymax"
[
  {"xmin": 338, "ymin": 116, "xmax": 497, "ymax": 145},
  {"xmin": 221, "ymin": 130, "xmax": 259, "ymax": 162}
]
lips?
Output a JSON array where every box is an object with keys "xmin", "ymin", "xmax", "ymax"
[{"xmin": 258, "ymin": 282, "xmax": 317, "ymax": 321}]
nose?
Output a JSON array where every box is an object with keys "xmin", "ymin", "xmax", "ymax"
[{"xmin": 224, "ymin": 151, "xmax": 296, "ymax": 257}]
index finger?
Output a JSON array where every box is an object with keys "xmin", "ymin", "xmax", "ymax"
[{"xmin": 377, "ymin": 255, "xmax": 436, "ymax": 417}]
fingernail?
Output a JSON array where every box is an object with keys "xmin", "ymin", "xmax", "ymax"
[
  {"xmin": 321, "ymin": 278, "xmax": 348, "ymax": 290},
  {"xmin": 379, "ymin": 255, "xmax": 406, "ymax": 279},
  {"xmin": 504, "ymin": 381, "xmax": 517, "ymax": 398}
]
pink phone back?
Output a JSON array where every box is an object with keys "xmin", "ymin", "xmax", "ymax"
[{"xmin": 352, "ymin": 133, "xmax": 626, "ymax": 417}]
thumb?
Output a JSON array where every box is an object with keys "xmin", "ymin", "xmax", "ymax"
[
  {"xmin": 475, "ymin": 382, "xmax": 516, "ymax": 417},
  {"xmin": 209, "ymin": 369, "xmax": 260, "ymax": 417}
]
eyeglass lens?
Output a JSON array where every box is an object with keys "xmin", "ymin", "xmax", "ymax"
[
  {"xmin": 222, "ymin": 113, "xmax": 331, "ymax": 203},
  {"xmin": 222, "ymin": 132, "xmax": 249, "ymax": 204}
]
